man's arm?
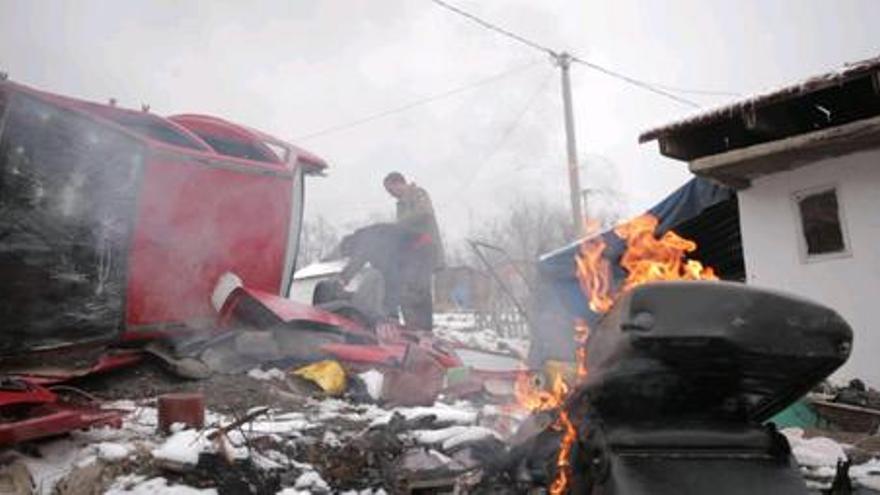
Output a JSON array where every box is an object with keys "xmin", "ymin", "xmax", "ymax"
[{"xmin": 339, "ymin": 251, "xmax": 367, "ymax": 284}]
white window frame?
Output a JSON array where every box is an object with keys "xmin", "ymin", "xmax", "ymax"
[
  {"xmin": 281, "ymin": 163, "xmax": 306, "ymax": 296},
  {"xmin": 791, "ymin": 184, "xmax": 852, "ymax": 263}
]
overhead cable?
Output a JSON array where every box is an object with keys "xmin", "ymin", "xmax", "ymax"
[
  {"xmin": 294, "ymin": 60, "xmax": 541, "ymax": 141},
  {"xmin": 429, "ymin": 0, "xmax": 735, "ymax": 108}
]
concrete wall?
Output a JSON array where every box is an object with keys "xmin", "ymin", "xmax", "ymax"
[{"xmin": 738, "ymin": 148, "xmax": 880, "ymax": 386}]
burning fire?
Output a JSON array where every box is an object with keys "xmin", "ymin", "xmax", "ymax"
[
  {"xmin": 515, "ymin": 213, "xmax": 718, "ymax": 494},
  {"xmin": 614, "ymin": 214, "xmax": 717, "ymax": 291},
  {"xmin": 513, "ymin": 368, "xmax": 569, "ymax": 412},
  {"xmin": 512, "ymin": 366, "xmax": 578, "ymax": 495}
]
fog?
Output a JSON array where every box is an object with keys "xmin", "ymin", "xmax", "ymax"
[{"xmin": 2, "ymin": 0, "xmax": 879, "ymax": 243}]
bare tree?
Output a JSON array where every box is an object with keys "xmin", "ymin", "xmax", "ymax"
[
  {"xmin": 453, "ymin": 194, "xmax": 625, "ymax": 337},
  {"xmin": 465, "ymin": 197, "xmax": 576, "ymax": 270},
  {"xmin": 298, "ymin": 215, "xmax": 340, "ymax": 266}
]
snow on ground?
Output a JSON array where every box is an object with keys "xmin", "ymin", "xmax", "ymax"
[
  {"xmin": 106, "ymin": 476, "xmax": 219, "ymax": 495},
  {"xmin": 358, "ymin": 369, "xmax": 384, "ymax": 401},
  {"xmin": 7, "ymin": 390, "xmax": 490, "ymax": 494},
  {"xmin": 410, "ymin": 425, "xmax": 500, "ymax": 450},
  {"xmin": 852, "ymin": 459, "xmax": 880, "ymax": 491},
  {"xmin": 434, "ymin": 312, "xmax": 530, "ymax": 357},
  {"xmin": 151, "ymin": 429, "xmax": 215, "ymax": 465},
  {"xmin": 293, "ymin": 470, "xmax": 330, "ymax": 491},
  {"xmin": 247, "ymin": 367, "xmax": 287, "ymax": 381},
  {"xmin": 783, "ymin": 428, "xmax": 847, "ymax": 467},
  {"xmin": 783, "ymin": 428, "xmax": 880, "ymax": 491},
  {"xmin": 369, "ymin": 402, "xmax": 478, "ymax": 427},
  {"xmin": 95, "ymin": 442, "xmax": 133, "ymax": 462}
]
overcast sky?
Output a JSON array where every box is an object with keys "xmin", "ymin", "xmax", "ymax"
[{"xmin": 2, "ymin": 0, "xmax": 879, "ymax": 244}]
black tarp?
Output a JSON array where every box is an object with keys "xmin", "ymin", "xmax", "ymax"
[{"xmin": 529, "ymin": 177, "xmax": 739, "ymax": 364}]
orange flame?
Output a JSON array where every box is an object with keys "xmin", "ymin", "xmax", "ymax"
[
  {"xmin": 512, "ymin": 366, "xmax": 578, "ymax": 495},
  {"xmin": 575, "ymin": 238, "xmax": 614, "ymax": 314},
  {"xmin": 614, "ymin": 214, "xmax": 717, "ymax": 291},
  {"xmin": 542, "ymin": 213, "xmax": 718, "ymax": 494},
  {"xmin": 549, "ymin": 407, "xmax": 577, "ymax": 495},
  {"xmin": 574, "ymin": 319, "xmax": 589, "ymax": 380},
  {"xmin": 549, "ymin": 319, "xmax": 590, "ymax": 495},
  {"xmin": 514, "ymin": 369, "xmax": 569, "ymax": 413}
]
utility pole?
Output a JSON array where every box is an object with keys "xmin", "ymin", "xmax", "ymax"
[{"xmin": 557, "ymin": 52, "xmax": 585, "ymax": 236}]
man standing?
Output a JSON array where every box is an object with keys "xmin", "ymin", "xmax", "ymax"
[{"xmin": 383, "ymin": 172, "xmax": 444, "ymax": 331}]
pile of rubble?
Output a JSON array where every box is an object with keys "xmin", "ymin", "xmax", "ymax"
[
  {"xmin": 3, "ymin": 312, "xmax": 880, "ymax": 494},
  {"xmin": 0, "ymin": 315, "xmax": 536, "ymax": 494},
  {"xmin": 0, "ymin": 380, "xmax": 527, "ymax": 494}
]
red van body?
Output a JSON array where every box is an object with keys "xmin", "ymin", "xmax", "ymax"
[{"xmin": 0, "ymin": 80, "xmax": 326, "ymax": 353}]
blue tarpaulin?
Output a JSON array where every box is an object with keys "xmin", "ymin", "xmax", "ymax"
[{"xmin": 529, "ymin": 177, "xmax": 734, "ymax": 363}]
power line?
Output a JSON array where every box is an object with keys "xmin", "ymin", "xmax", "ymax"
[
  {"xmin": 464, "ymin": 67, "xmax": 555, "ymax": 188},
  {"xmin": 569, "ymin": 56, "xmax": 701, "ymax": 108},
  {"xmin": 428, "ymin": 0, "xmax": 556, "ymax": 56},
  {"xmin": 644, "ymin": 82, "xmax": 740, "ymax": 98},
  {"xmin": 294, "ymin": 60, "xmax": 541, "ymax": 141},
  {"xmin": 428, "ymin": 0, "xmax": 724, "ymax": 109}
]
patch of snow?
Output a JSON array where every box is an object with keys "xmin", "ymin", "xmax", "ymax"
[
  {"xmin": 359, "ymin": 370, "xmax": 384, "ymax": 401},
  {"xmin": 433, "ymin": 317, "xmax": 529, "ymax": 357},
  {"xmin": 410, "ymin": 425, "xmax": 499, "ymax": 450},
  {"xmin": 248, "ymin": 368, "xmax": 287, "ymax": 381},
  {"xmin": 94, "ymin": 442, "xmax": 131, "ymax": 462},
  {"xmin": 18, "ymin": 438, "xmax": 85, "ymax": 495},
  {"xmin": 252, "ymin": 452, "xmax": 285, "ymax": 471},
  {"xmin": 434, "ymin": 312, "xmax": 477, "ymax": 329},
  {"xmin": 782, "ymin": 428, "xmax": 846, "ymax": 468},
  {"xmin": 118, "ymin": 406, "xmax": 160, "ymax": 436},
  {"xmin": 106, "ymin": 476, "xmax": 218, "ymax": 495},
  {"xmin": 151, "ymin": 429, "xmax": 211, "ymax": 466},
  {"xmin": 852, "ymin": 458, "xmax": 880, "ymax": 491},
  {"xmin": 311, "ymin": 397, "xmax": 386, "ymax": 423},
  {"xmin": 72, "ymin": 425, "xmax": 133, "ymax": 443},
  {"xmin": 293, "ymin": 259, "xmax": 346, "ymax": 280},
  {"xmin": 442, "ymin": 426, "xmax": 500, "ymax": 450},
  {"xmin": 323, "ymin": 430, "xmax": 342, "ymax": 448},
  {"xmin": 411, "ymin": 426, "xmax": 472, "ymax": 445},
  {"xmin": 294, "ymin": 470, "xmax": 330, "ymax": 492},
  {"xmin": 245, "ymin": 418, "xmax": 313, "ymax": 434},
  {"xmin": 370, "ymin": 403, "xmax": 478, "ymax": 427},
  {"xmin": 169, "ymin": 422, "xmax": 188, "ymax": 433}
]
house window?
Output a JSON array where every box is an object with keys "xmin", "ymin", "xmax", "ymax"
[{"xmin": 794, "ymin": 187, "xmax": 847, "ymax": 257}]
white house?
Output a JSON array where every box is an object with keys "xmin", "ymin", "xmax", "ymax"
[{"xmin": 641, "ymin": 55, "xmax": 880, "ymax": 386}]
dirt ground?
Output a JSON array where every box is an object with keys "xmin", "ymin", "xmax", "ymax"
[{"xmin": 72, "ymin": 359, "xmax": 302, "ymax": 415}]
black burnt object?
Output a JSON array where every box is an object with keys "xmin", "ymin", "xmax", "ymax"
[{"xmin": 569, "ymin": 281, "xmax": 853, "ymax": 495}]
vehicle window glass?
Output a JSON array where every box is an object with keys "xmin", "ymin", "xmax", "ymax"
[{"xmin": 197, "ymin": 134, "xmax": 277, "ymax": 163}]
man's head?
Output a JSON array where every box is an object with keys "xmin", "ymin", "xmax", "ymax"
[{"xmin": 383, "ymin": 171, "xmax": 407, "ymax": 198}]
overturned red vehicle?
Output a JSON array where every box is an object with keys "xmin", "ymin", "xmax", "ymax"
[
  {"xmin": 0, "ymin": 79, "xmax": 327, "ymax": 355},
  {"xmin": 0, "ymin": 79, "xmax": 336, "ymax": 441}
]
